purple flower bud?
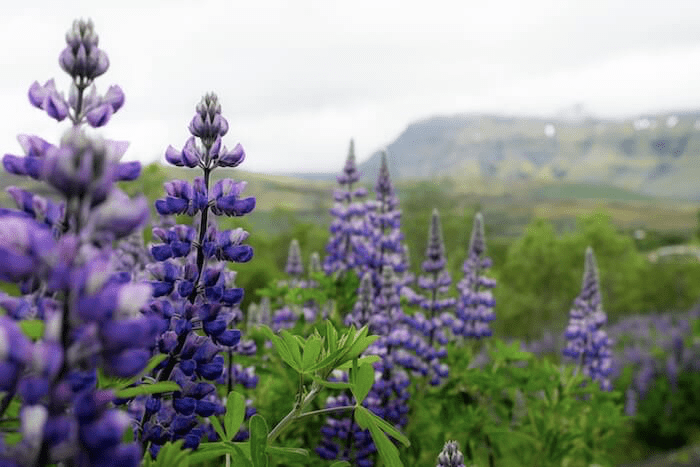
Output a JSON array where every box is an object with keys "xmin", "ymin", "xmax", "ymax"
[
  {"xmin": 28, "ymin": 80, "xmax": 69, "ymax": 121},
  {"xmin": 217, "ymin": 143, "xmax": 245, "ymax": 167},
  {"xmin": 103, "ymin": 85, "xmax": 125, "ymax": 112},
  {"xmin": 86, "ymin": 103, "xmax": 113, "ymax": 127},
  {"xmin": 60, "ymin": 19, "xmax": 110, "ymax": 81}
]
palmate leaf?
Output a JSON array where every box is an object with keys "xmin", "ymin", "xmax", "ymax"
[
  {"xmin": 354, "ymin": 406, "xmax": 410, "ymax": 447},
  {"xmin": 355, "ymin": 407, "xmax": 403, "ymax": 467}
]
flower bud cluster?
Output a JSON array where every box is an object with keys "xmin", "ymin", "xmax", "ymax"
[
  {"xmin": 452, "ymin": 213, "xmax": 497, "ymax": 339},
  {"xmin": 324, "ymin": 140, "xmax": 373, "ymax": 275},
  {"xmin": 0, "ymin": 20, "xmax": 154, "ymax": 465},
  {"xmin": 562, "ymin": 247, "xmax": 613, "ymax": 390},
  {"xmin": 436, "ymin": 440, "xmax": 466, "ymax": 467}
]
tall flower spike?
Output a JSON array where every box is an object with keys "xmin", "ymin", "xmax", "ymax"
[
  {"xmin": 437, "ymin": 440, "xmax": 466, "ymax": 467},
  {"xmin": 365, "ymin": 150, "xmax": 408, "ymax": 295},
  {"xmin": 0, "ymin": 19, "xmax": 153, "ymax": 466},
  {"xmin": 404, "ymin": 209, "xmax": 455, "ymax": 385},
  {"xmin": 454, "ymin": 212, "xmax": 496, "ymax": 339},
  {"xmin": 138, "ymin": 94, "xmax": 255, "ymax": 454},
  {"xmin": 563, "ymin": 247, "xmax": 613, "ymax": 390},
  {"xmin": 323, "ymin": 139, "xmax": 371, "ymax": 275}
]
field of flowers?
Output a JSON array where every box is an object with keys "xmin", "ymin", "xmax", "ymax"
[{"xmin": 2, "ymin": 18, "xmax": 700, "ymax": 467}]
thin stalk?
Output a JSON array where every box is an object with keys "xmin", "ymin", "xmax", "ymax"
[{"xmin": 267, "ymin": 381, "xmax": 322, "ymax": 443}]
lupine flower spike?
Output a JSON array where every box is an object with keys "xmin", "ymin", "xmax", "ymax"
[
  {"xmin": 138, "ymin": 93, "xmax": 256, "ymax": 456},
  {"xmin": 365, "ymin": 150, "xmax": 409, "ymax": 293},
  {"xmin": 323, "ymin": 140, "xmax": 371, "ymax": 275},
  {"xmin": 563, "ymin": 247, "xmax": 613, "ymax": 390},
  {"xmin": 403, "ymin": 209, "xmax": 455, "ymax": 385},
  {"xmin": 453, "ymin": 212, "xmax": 497, "ymax": 339},
  {"xmin": 0, "ymin": 18, "xmax": 154, "ymax": 466}
]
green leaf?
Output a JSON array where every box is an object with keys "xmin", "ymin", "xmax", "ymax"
[
  {"xmin": 225, "ymin": 391, "xmax": 246, "ymax": 441},
  {"xmin": 187, "ymin": 448, "xmax": 230, "ymax": 465},
  {"xmin": 326, "ymin": 321, "xmax": 338, "ymax": 353},
  {"xmin": 19, "ymin": 320, "xmax": 44, "ymax": 340},
  {"xmin": 280, "ymin": 330, "xmax": 302, "ymax": 368},
  {"xmin": 330, "ymin": 462, "xmax": 351, "ymax": 467},
  {"xmin": 227, "ymin": 443, "xmax": 253, "ymax": 467},
  {"xmin": 249, "ymin": 414, "xmax": 269, "ymax": 467},
  {"xmin": 260, "ymin": 326, "xmax": 299, "ymax": 371},
  {"xmin": 335, "ymin": 355, "xmax": 380, "ymax": 370},
  {"xmin": 305, "ymin": 348, "xmax": 346, "ymax": 373},
  {"xmin": 115, "ymin": 381, "xmax": 180, "ymax": 399},
  {"xmin": 355, "ymin": 406, "xmax": 410, "ymax": 447},
  {"xmin": 151, "ymin": 440, "xmax": 190, "ymax": 467},
  {"xmin": 302, "ymin": 335, "xmax": 322, "ymax": 370},
  {"xmin": 266, "ymin": 446, "xmax": 309, "ymax": 461},
  {"xmin": 355, "ymin": 408, "xmax": 403, "ymax": 467},
  {"xmin": 350, "ymin": 362, "xmax": 374, "ymax": 404},
  {"xmin": 209, "ymin": 414, "xmax": 227, "ymax": 442}
]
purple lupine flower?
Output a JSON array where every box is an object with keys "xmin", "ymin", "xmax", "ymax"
[
  {"xmin": 404, "ymin": 209, "xmax": 456, "ymax": 385},
  {"xmin": 323, "ymin": 140, "xmax": 372, "ymax": 275},
  {"xmin": 0, "ymin": 19, "xmax": 155, "ymax": 466},
  {"xmin": 562, "ymin": 247, "xmax": 614, "ymax": 391},
  {"xmin": 453, "ymin": 213, "xmax": 496, "ymax": 339},
  {"xmin": 605, "ymin": 307, "xmax": 700, "ymax": 414},
  {"xmin": 436, "ymin": 440, "xmax": 466, "ymax": 467},
  {"xmin": 364, "ymin": 151, "xmax": 408, "ymax": 293},
  {"xmin": 138, "ymin": 93, "xmax": 256, "ymax": 451}
]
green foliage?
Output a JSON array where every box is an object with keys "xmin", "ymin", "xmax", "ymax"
[
  {"xmin": 404, "ymin": 338, "xmax": 628, "ymax": 467},
  {"xmin": 631, "ymin": 372, "xmax": 700, "ymax": 450}
]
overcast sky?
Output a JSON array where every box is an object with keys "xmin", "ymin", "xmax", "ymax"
[{"xmin": 2, "ymin": 0, "xmax": 700, "ymax": 173}]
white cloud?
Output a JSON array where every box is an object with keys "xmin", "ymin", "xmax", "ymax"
[{"xmin": 2, "ymin": 0, "xmax": 700, "ymax": 172}]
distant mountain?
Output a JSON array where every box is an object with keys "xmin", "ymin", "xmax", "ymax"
[{"xmin": 357, "ymin": 111, "xmax": 700, "ymax": 200}]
